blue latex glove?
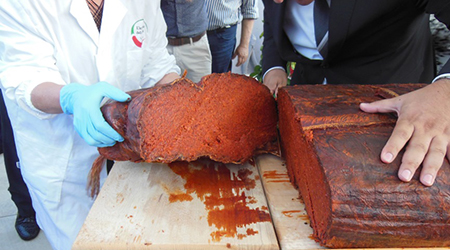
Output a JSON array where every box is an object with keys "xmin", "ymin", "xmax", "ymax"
[{"xmin": 60, "ymin": 82, "xmax": 131, "ymax": 147}]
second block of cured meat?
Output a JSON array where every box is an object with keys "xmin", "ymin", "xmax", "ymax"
[{"xmin": 277, "ymin": 83, "xmax": 450, "ymax": 248}]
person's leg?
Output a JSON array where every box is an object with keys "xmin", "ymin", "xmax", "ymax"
[
  {"xmin": 0, "ymin": 91, "xmax": 40, "ymax": 240},
  {"xmin": 173, "ymin": 35, "xmax": 212, "ymax": 83},
  {"xmin": 207, "ymin": 25, "xmax": 237, "ymax": 73}
]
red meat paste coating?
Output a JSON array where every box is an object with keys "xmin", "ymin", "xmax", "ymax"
[{"xmin": 277, "ymin": 83, "xmax": 450, "ymax": 248}]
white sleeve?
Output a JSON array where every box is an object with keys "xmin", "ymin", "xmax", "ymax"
[
  {"xmin": 432, "ymin": 73, "xmax": 450, "ymax": 83},
  {"xmin": 0, "ymin": 2, "xmax": 64, "ymax": 119}
]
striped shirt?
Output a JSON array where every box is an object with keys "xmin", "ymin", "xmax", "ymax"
[{"xmin": 206, "ymin": 0, "xmax": 259, "ymax": 31}]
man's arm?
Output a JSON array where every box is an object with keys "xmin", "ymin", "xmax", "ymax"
[
  {"xmin": 233, "ymin": 19, "xmax": 255, "ymax": 67},
  {"xmin": 261, "ymin": 0, "xmax": 288, "ymax": 95},
  {"xmin": 234, "ymin": 0, "xmax": 259, "ymax": 67},
  {"xmin": 360, "ymin": 79, "xmax": 450, "ymax": 186},
  {"xmin": 263, "ymin": 68, "xmax": 287, "ymax": 96},
  {"xmin": 30, "ymin": 81, "xmax": 131, "ymax": 147},
  {"xmin": 30, "ymin": 82, "xmax": 63, "ymax": 114},
  {"xmin": 155, "ymin": 72, "xmax": 180, "ymax": 86},
  {"xmin": 30, "ymin": 71, "xmax": 180, "ymax": 113}
]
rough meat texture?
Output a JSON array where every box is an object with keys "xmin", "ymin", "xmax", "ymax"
[
  {"xmin": 101, "ymin": 72, "xmax": 278, "ymax": 163},
  {"xmin": 89, "ymin": 73, "xmax": 278, "ymax": 196},
  {"xmin": 277, "ymin": 83, "xmax": 450, "ymax": 248}
]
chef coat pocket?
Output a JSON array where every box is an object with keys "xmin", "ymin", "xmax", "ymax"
[{"xmin": 18, "ymin": 139, "xmax": 70, "ymax": 205}]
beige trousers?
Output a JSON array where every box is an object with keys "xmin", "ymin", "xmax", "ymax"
[{"xmin": 167, "ymin": 34, "xmax": 212, "ymax": 83}]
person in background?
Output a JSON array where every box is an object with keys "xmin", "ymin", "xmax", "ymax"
[
  {"xmin": 161, "ymin": 0, "xmax": 212, "ymax": 83},
  {"xmin": 262, "ymin": 0, "xmax": 450, "ymax": 187},
  {"xmin": 232, "ymin": 0, "xmax": 264, "ymax": 77},
  {"xmin": 206, "ymin": 0, "xmax": 259, "ymax": 73},
  {"xmin": 0, "ymin": 1, "xmax": 180, "ymax": 250},
  {"xmin": 0, "ymin": 91, "xmax": 40, "ymax": 241},
  {"xmin": 430, "ymin": 14, "xmax": 450, "ymax": 73}
]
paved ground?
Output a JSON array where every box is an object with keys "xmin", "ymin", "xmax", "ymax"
[{"xmin": 0, "ymin": 154, "xmax": 52, "ymax": 250}]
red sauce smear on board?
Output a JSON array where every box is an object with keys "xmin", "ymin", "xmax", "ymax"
[
  {"xmin": 281, "ymin": 210, "xmax": 310, "ymax": 221},
  {"xmin": 168, "ymin": 160, "xmax": 271, "ymax": 242},
  {"xmin": 263, "ymin": 170, "xmax": 290, "ymax": 183},
  {"xmin": 282, "ymin": 210, "xmax": 302, "ymax": 218},
  {"xmin": 169, "ymin": 193, "xmax": 194, "ymax": 202}
]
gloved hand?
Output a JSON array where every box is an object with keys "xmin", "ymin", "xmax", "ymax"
[{"xmin": 60, "ymin": 82, "xmax": 131, "ymax": 147}]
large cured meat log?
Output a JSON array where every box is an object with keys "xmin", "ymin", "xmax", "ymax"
[
  {"xmin": 277, "ymin": 83, "xmax": 450, "ymax": 248},
  {"xmin": 89, "ymin": 73, "xmax": 278, "ymax": 196}
]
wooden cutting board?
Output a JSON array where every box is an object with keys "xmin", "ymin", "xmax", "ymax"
[
  {"xmin": 255, "ymin": 154, "xmax": 323, "ymax": 250},
  {"xmin": 72, "ymin": 159, "xmax": 279, "ymax": 250},
  {"xmin": 72, "ymin": 154, "xmax": 450, "ymax": 250}
]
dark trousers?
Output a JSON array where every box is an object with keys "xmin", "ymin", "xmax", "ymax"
[
  {"xmin": 0, "ymin": 91, "xmax": 35, "ymax": 217},
  {"xmin": 207, "ymin": 24, "xmax": 237, "ymax": 73}
]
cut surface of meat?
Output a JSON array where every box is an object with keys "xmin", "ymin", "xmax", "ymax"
[
  {"xmin": 100, "ymin": 72, "xmax": 278, "ymax": 163},
  {"xmin": 88, "ymin": 73, "xmax": 278, "ymax": 197}
]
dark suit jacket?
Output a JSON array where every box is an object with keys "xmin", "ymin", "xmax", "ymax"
[{"xmin": 262, "ymin": 0, "xmax": 450, "ymax": 85}]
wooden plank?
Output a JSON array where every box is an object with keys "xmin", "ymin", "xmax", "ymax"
[
  {"xmin": 73, "ymin": 159, "xmax": 279, "ymax": 250},
  {"xmin": 255, "ymin": 154, "xmax": 323, "ymax": 250}
]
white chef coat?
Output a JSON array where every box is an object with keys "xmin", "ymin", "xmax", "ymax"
[{"xmin": 0, "ymin": 1, "xmax": 180, "ymax": 250}]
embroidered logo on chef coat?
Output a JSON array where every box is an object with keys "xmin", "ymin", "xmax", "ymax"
[{"xmin": 131, "ymin": 19, "xmax": 148, "ymax": 48}]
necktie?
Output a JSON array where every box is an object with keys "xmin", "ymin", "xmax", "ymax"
[
  {"xmin": 314, "ymin": 0, "xmax": 329, "ymax": 57},
  {"xmin": 86, "ymin": 0, "xmax": 104, "ymax": 31}
]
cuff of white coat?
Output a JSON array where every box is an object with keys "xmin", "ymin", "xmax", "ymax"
[
  {"xmin": 142, "ymin": 66, "xmax": 181, "ymax": 89},
  {"xmin": 262, "ymin": 66, "xmax": 286, "ymax": 83},
  {"xmin": 1, "ymin": 67, "xmax": 65, "ymax": 120},
  {"xmin": 166, "ymin": 66, "xmax": 181, "ymax": 77},
  {"xmin": 432, "ymin": 73, "xmax": 450, "ymax": 83}
]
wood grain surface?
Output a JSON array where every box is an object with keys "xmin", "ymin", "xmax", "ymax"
[
  {"xmin": 72, "ymin": 159, "xmax": 279, "ymax": 250},
  {"xmin": 255, "ymin": 154, "xmax": 324, "ymax": 250}
]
